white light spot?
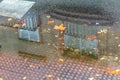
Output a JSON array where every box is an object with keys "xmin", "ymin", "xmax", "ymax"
[{"xmin": 96, "ymin": 22, "xmax": 99, "ymax": 25}]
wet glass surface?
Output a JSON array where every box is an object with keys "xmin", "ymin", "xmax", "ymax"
[{"xmin": 0, "ymin": 0, "xmax": 120, "ymax": 80}]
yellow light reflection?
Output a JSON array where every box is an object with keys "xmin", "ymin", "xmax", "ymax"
[
  {"xmin": 54, "ymin": 25, "xmax": 59, "ymax": 30},
  {"xmin": 54, "ymin": 24, "xmax": 66, "ymax": 31},
  {"xmin": 7, "ymin": 18, "xmax": 12, "ymax": 21},
  {"xmin": 46, "ymin": 74, "xmax": 53, "ymax": 78},
  {"xmin": 12, "ymin": 24, "xmax": 19, "ymax": 28},
  {"xmin": 105, "ymin": 69, "xmax": 120, "ymax": 75},
  {"xmin": 0, "ymin": 78, "xmax": 3, "ymax": 80},
  {"xmin": 48, "ymin": 20, "xmax": 54, "ymax": 24},
  {"xmin": 22, "ymin": 23, "xmax": 26, "ymax": 27},
  {"xmin": 59, "ymin": 58, "xmax": 64, "ymax": 62}
]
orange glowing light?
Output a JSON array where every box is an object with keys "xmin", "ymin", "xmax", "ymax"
[
  {"xmin": 59, "ymin": 24, "xmax": 66, "ymax": 31},
  {"xmin": 59, "ymin": 24, "xmax": 64, "ymax": 27},
  {"xmin": 86, "ymin": 35, "xmax": 96, "ymax": 40},
  {"xmin": 46, "ymin": 74, "xmax": 53, "ymax": 78},
  {"xmin": 105, "ymin": 69, "xmax": 120, "ymax": 75},
  {"xmin": 12, "ymin": 24, "xmax": 19, "ymax": 28},
  {"xmin": 54, "ymin": 25, "xmax": 59, "ymax": 30},
  {"xmin": 48, "ymin": 20, "xmax": 54, "ymax": 24},
  {"xmin": 59, "ymin": 26, "xmax": 66, "ymax": 31},
  {"xmin": 22, "ymin": 23, "xmax": 26, "ymax": 27},
  {"xmin": 54, "ymin": 24, "xmax": 66, "ymax": 31}
]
